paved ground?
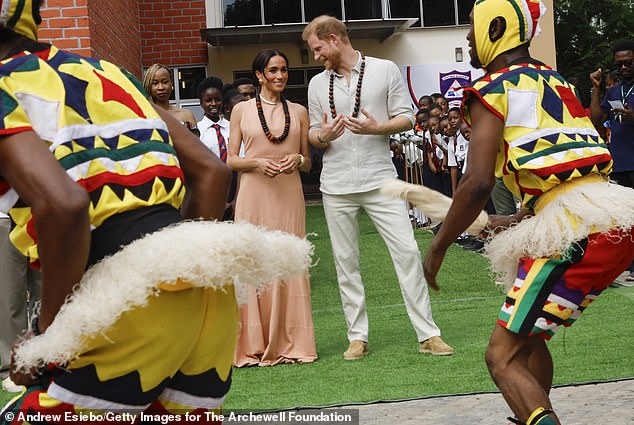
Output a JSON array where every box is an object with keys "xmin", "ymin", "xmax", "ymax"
[
  {"xmin": 348, "ymin": 378, "xmax": 634, "ymax": 424},
  {"xmin": 256, "ymin": 378, "xmax": 633, "ymax": 425}
]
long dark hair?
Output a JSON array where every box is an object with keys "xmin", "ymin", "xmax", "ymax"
[{"xmin": 251, "ymin": 49, "xmax": 289, "ymax": 76}]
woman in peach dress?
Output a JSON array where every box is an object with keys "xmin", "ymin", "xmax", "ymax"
[{"xmin": 227, "ymin": 49, "xmax": 317, "ymax": 367}]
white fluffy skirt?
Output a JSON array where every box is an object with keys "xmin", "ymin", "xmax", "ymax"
[
  {"xmin": 486, "ymin": 180, "xmax": 634, "ymax": 290},
  {"xmin": 380, "ymin": 178, "xmax": 489, "ymax": 235},
  {"xmin": 13, "ymin": 220, "xmax": 313, "ymax": 371}
]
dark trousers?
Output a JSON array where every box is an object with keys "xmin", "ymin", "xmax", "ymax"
[{"xmin": 612, "ymin": 170, "xmax": 634, "ymax": 271}]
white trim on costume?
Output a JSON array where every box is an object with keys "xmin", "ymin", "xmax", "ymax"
[
  {"xmin": 159, "ymin": 388, "xmax": 225, "ymax": 410},
  {"xmin": 13, "ymin": 221, "xmax": 313, "ymax": 370},
  {"xmin": 509, "ymin": 126, "xmax": 600, "ymax": 149},
  {"xmin": 50, "ymin": 118, "xmax": 169, "ymax": 151}
]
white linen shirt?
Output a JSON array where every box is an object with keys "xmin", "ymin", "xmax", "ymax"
[
  {"xmin": 197, "ymin": 116, "xmax": 230, "ymax": 158},
  {"xmin": 308, "ymin": 53, "xmax": 415, "ymax": 195}
]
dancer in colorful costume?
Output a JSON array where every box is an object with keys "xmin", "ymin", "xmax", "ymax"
[
  {"xmin": 0, "ymin": 1, "xmax": 311, "ymax": 423},
  {"xmin": 422, "ymin": 1, "xmax": 634, "ymax": 424}
]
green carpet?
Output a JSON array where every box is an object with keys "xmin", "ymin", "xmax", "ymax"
[
  {"xmin": 2, "ymin": 205, "xmax": 633, "ymax": 411},
  {"xmin": 225, "ymin": 206, "xmax": 634, "ymax": 410}
]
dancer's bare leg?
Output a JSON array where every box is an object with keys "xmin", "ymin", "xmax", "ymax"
[{"xmin": 485, "ymin": 324, "xmax": 560, "ymax": 424}]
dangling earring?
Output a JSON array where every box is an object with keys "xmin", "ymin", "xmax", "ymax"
[{"xmin": 258, "ymin": 79, "xmax": 263, "ymax": 84}]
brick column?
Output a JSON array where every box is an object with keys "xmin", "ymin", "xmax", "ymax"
[
  {"xmin": 86, "ymin": 0, "xmax": 142, "ymax": 77},
  {"xmin": 138, "ymin": 0, "xmax": 208, "ymax": 68},
  {"xmin": 39, "ymin": 0, "xmax": 91, "ymax": 56},
  {"xmin": 38, "ymin": 0, "xmax": 143, "ymax": 78}
]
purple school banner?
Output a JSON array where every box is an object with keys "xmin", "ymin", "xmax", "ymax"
[
  {"xmin": 439, "ymin": 70, "xmax": 473, "ymax": 106},
  {"xmin": 402, "ymin": 63, "xmax": 484, "ymax": 109}
]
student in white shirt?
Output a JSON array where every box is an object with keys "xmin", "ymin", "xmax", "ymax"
[
  {"xmin": 446, "ymin": 107, "xmax": 468, "ymax": 194},
  {"xmin": 197, "ymin": 77, "xmax": 237, "ymax": 219},
  {"xmin": 197, "ymin": 77, "xmax": 230, "ymax": 161}
]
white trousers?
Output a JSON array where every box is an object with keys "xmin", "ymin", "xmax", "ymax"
[
  {"xmin": 0, "ymin": 217, "xmax": 40, "ymax": 373},
  {"xmin": 322, "ymin": 189, "xmax": 441, "ymax": 343}
]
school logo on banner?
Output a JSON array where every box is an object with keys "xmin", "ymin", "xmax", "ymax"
[{"xmin": 439, "ymin": 70, "xmax": 472, "ymax": 107}]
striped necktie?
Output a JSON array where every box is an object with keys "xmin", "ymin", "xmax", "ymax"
[{"xmin": 212, "ymin": 123, "xmax": 227, "ymax": 162}]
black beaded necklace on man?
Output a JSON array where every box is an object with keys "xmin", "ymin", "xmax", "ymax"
[
  {"xmin": 329, "ymin": 52, "xmax": 366, "ymax": 119},
  {"xmin": 255, "ymin": 92, "xmax": 291, "ymax": 144}
]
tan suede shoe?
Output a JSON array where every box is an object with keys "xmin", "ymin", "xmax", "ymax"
[
  {"xmin": 343, "ymin": 340, "xmax": 369, "ymax": 360},
  {"xmin": 419, "ymin": 336, "xmax": 454, "ymax": 356}
]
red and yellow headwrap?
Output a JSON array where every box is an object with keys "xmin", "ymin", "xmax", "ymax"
[
  {"xmin": 473, "ymin": 0, "xmax": 546, "ymax": 68},
  {"xmin": 0, "ymin": 0, "xmax": 40, "ymax": 40}
]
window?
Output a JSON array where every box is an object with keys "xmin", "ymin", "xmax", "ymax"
[
  {"xmin": 389, "ymin": 0, "xmax": 474, "ymax": 27},
  {"xmin": 223, "ymin": 0, "xmax": 262, "ymax": 26},
  {"xmin": 177, "ymin": 67, "xmax": 207, "ymax": 101},
  {"xmin": 264, "ymin": 0, "xmax": 302, "ymax": 24},
  {"xmin": 457, "ymin": 0, "xmax": 474, "ymax": 24},
  {"xmin": 344, "ymin": 0, "xmax": 382, "ymax": 20},
  {"xmin": 306, "ymin": 68, "xmax": 323, "ymax": 81},
  {"xmin": 422, "ymin": 0, "xmax": 455, "ymax": 27},
  {"xmin": 305, "ymin": 0, "xmax": 342, "ymax": 22},
  {"xmin": 176, "ymin": 66, "xmax": 207, "ymax": 121},
  {"xmin": 234, "ymin": 71, "xmax": 257, "ymax": 84},
  {"xmin": 287, "ymin": 69, "xmax": 305, "ymax": 86},
  {"xmin": 389, "ymin": 1, "xmax": 421, "ymax": 27},
  {"xmin": 222, "ymin": 0, "xmax": 474, "ymax": 27}
]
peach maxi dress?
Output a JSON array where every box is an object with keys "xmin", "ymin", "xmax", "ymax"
[{"xmin": 233, "ymin": 98, "xmax": 317, "ymax": 367}]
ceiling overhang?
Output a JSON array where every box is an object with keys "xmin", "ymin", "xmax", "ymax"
[{"xmin": 200, "ymin": 18, "xmax": 417, "ymax": 47}]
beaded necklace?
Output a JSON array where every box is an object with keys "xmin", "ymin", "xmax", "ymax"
[
  {"xmin": 256, "ymin": 93, "xmax": 290, "ymax": 144},
  {"xmin": 329, "ymin": 52, "xmax": 365, "ymax": 119}
]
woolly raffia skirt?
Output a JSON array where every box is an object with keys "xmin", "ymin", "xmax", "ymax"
[
  {"xmin": 4, "ymin": 221, "xmax": 312, "ymax": 414},
  {"xmin": 486, "ymin": 174, "xmax": 634, "ymax": 290}
]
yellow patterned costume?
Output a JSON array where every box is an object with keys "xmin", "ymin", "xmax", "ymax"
[
  {"xmin": 0, "ymin": 0, "xmax": 240, "ymax": 420},
  {"xmin": 0, "ymin": 43, "xmax": 185, "ymax": 265},
  {"xmin": 462, "ymin": 0, "xmax": 634, "ymax": 342},
  {"xmin": 463, "ymin": 62, "xmax": 613, "ymax": 210}
]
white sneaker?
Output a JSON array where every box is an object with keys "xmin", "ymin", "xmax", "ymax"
[{"xmin": 2, "ymin": 376, "xmax": 25, "ymax": 393}]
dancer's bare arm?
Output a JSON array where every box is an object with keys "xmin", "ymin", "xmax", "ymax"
[
  {"xmin": 423, "ymin": 99, "xmax": 502, "ymax": 290},
  {"xmin": 0, "ymin": 131, "xmax": 91, "ymax": 332}
]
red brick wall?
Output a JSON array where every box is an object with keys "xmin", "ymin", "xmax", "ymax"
[
  {"xmin": 37, "ymin": 0, "xmax": 207, "ymax": 76},
  {"xmin": 38, "ymin": 0, "xmax": 143, "ymax": 77},
  {"xmin": 138, "ymin": 0, "xmax": 208, "ymax": 68},
  {"xmin": 87, "ymin": 0, "xmax": 142, "ymax": 77},
  {"xmin": 39, "ymin": 0, "xmax": 92, "ymax": 57}
]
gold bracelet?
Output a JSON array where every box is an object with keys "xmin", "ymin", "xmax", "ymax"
[
  {"xmin": 298, "ymin": 154, "xmax": 305, "ymax": 168},
  {"xmin": 317, "ymin": 132, "xmax": 330, "ymax": 145}
]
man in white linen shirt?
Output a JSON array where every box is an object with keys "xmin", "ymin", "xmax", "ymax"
[{"xmin": 302, "ymin": 15, "xmax": 453, "ymax": 360}]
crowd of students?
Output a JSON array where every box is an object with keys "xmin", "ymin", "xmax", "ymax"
[{"xmin": 390, "ymin": 93, "xmax": 486, "ymax": 251}]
